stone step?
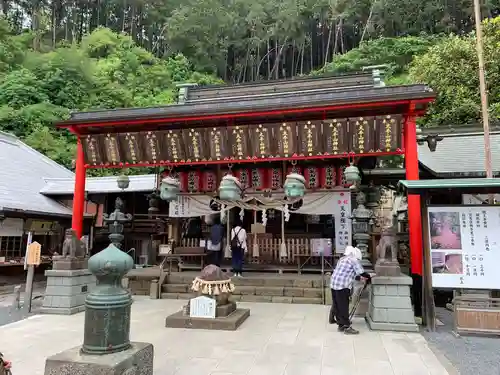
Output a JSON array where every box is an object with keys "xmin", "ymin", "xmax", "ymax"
[
  {"xmin": 161, "ymin": 284, "xmax": 323, "ymax": 298},
  {"xmin": 160, "ymin": 292, "xmax": 322, "ymax": 305},
  {"xmin": 166, "ymin": 273, "xmax": 327, "ymax": 288}
]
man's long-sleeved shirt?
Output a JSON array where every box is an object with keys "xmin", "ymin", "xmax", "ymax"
[{"xmin": 330, "ymin": 255, "xmax": 364, "ymax": 290}]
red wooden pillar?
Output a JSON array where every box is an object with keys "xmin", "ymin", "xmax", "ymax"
[
  {"xmin": 405, "ymin": 110, "xmax": 423, "ymax": 316},
  {"xmin": 72, "ymin": 138, "xmax": 86, "ymax": 238}
]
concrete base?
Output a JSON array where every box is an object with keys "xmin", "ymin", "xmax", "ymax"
[
  {"xmin": 44, "ymin": 342, "xmax": 153, "ymax": 375},
  {"xmin": 165, "ymin": 308, "xmax": 250, "ymax": 330},
  {"xmin": 365, "ymin": 275, "xmax": 419, "ymax": 332},
  {"xmin": 41, "ymin": 269, "xmax": 96, "ymax": 315}
]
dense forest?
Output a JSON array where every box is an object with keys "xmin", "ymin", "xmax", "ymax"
[{"xmin": 0, "ymin": 0, "xmax": 500, "ymax": 173}]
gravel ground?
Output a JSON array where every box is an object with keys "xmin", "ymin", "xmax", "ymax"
[{"xmin": 423, "ymin": 307, "xmax": 500, "ymax": 375}]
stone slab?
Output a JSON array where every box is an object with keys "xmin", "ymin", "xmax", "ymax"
[
  {"xmin": 165, "ymin": 308, "xmax": 250, "ymax": 331},
  {"xmin": 365, "ymin": 313, "xmax": 419, "ymax": 332},
  {"xmin": 52, "ymin": 257, "xmax": 88, "ymax": 270},
  {"xmin": 371, "ymin": 275, "xmax": 413, "ymax": 286},
  {"xmin": 39, "ymin": 305, "xmax": 86, "ymax": 315},
  {"xmin": 45, "ymin": 269, "xmax": 93, "ymax": 278},
  {"xmin": 44, "ymin": 341, "xmax": 153, "ymax": 375}
]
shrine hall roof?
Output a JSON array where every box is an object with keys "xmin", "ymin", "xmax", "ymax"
[
  {"xmin": 418, "ymin": 129, "xmax": 500, "ymax": 177},
  {"xmin": 0, "ymin": 132, "xmax": 75, "ymax": 217},
  {"xmin": 59, "ymin": 80, "xmax": 434, "ymax": 126}
]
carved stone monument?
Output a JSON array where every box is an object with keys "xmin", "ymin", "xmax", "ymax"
[
  {"xmin": 41, "ymin": 229, "xmax": 95, "ymax": 315},
  {"xmin": 366, "ymin": 207, "xmax": 418, "ymax": 332},
  {"xmin": 165, "ymin": 265, "xmax": 250, "ymax": 330},
  {"xmin": 44, "ymin": 196, "xmax": 153, "ymax": 375}
]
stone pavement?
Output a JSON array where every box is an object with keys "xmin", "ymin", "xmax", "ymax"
[{"xmin": 0, "ymin": 297, "xmax": 454, "ymax": 375}]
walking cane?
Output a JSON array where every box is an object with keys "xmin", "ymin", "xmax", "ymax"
[{"xmin": 349, "ymin": 280, "xmax": 369, "ymax": 321}]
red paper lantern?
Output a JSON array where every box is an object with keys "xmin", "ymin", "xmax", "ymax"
[
  {"xmin": 320, "ymin": 166, "xmax": 337, "ymax": 189},
  {"xmin": 304, "ymin": 166, "xmax": 320, "ymax": 189},
  {"xmin": 250, "ymin": 168, "xmax": 267, "ymax": 190},
  {"xmin": 268, "ymin": 168, "xmax": 283, "ymax": 190},
  {"xmin": 235, "ymin": 169, "xmax": 251, "ymax": 189},
  {"xmin": 176, "ymin": 171, "xmax": 188, "ymax": 192},
  {"xmin": 201, "ymin": 170, "xmax": 217, "ymax": 192},
  {"xmin": 337, "ymin": 165, "xmax": 349, "ymax": 187}
]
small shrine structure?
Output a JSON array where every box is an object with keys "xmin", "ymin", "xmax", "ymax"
[{"xmin": 57, "ymin": 71, "xmax": 435, "ymax": 300}]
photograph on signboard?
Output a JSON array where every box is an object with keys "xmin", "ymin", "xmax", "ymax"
[
  {"xmin": 431, "ymin": 251, "xmax": 463, "ymax": 274},
  {"xmin": 429, "ymin": 211, "xmax": 462, "ymax": 250}
]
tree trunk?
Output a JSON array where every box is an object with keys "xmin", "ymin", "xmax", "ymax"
[
  {"xmin": 323, "ymin": 19, "xmax": 335, "ymax": 67},
  {"xmin": 300, "ymin": 40, "xmax": 305, "ymax": 75},
  {"xmin": 267, "ymin": 38, "xmax": 271, "ymax": 80},
  {"xmin": 360, "ymin": 2, "xmax": 375, "ymax": 44}
]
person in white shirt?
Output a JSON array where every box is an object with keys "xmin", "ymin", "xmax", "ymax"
[{"xmin": 230, "ymin": 219, "xmax": 247, "ymax": 277}]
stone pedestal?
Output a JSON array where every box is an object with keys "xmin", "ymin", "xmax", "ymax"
[
  {"xmin": 44, "ymin": 342, "xmax": 153, "ymax": 375},
  {"xmin": 165, "ymin": 299, "xmax": 250, "ymax": 331},
  {"xmin": 41, "ymin": 269, "xmax": 95, "ymax": 315},
  {"xmin": 365, "ymin": 275, "xmax": 419, "ymax": 332}
]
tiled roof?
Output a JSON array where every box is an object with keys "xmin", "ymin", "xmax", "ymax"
[
  {"xmin": 0, "ymin": 132, "xmax": 75, "ymax": 217},
  {"xmin": 40, "ymin": 175, "xmax": 157, "ymax": 195},
  {"xmin": 418, "ymin": 131, "xmax": 500, "ymax": 177}
]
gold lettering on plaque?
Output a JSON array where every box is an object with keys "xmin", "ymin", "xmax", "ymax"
[
  {"xmin": 105, "ymin": 134, "xmax": 118, "ymax": 164},
  {"xmin": 211, "ymin": 128, "xmax": 221, "ymax": 160},
  {"xmin": 329, "ymin": 120, "xmax": 339, "ymax": 154},
  {"xmin": 188, "ymin": 129, "xmax": 200, "ymax": 160},
  {"xmin": 125, "ymin": 133, "xmax": 137, "ymax": 163},
  {"xmin": 147, "ymin": 132, "xmax": 157, "ymax": 163},
  {"xmin": 280, "ymin": 122, "xmax": 290, "ymax": 157},
  {"xmin": 383, "ymin": 115, "xmax": 393, "ymax": 151},
  {"xmin": 167, "ymin": 130, "xmax": 179, "ymax": 162},
  {"xmin": 232, "ymin": 127, "xmax": 244, "ymax": 159},
  {"xmin": 256, "ymin": 125, "xmax": 267, "ymax": 158},
  {"xmin": 86, "ymin": 136, "xmax": 98, "ymax": 165},
  {"xmin": 357, "ymin": 117, "xmax": 367, "ymax": 153},
  {"xmin": 305, "ymin": 120, "xmax": 314, "ymax": 155}
]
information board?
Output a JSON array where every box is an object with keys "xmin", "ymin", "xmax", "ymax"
[
  {"xmin": 189, "ymin": 296, "xmax": 216, "ymax": 319},
  {"xmin": 428, "ymin": 206, "xmax": 500, "ymax": 289}
]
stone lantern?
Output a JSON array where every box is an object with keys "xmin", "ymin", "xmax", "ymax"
[{"xmin": 351, "ymin": 191, "xmax": 375, "ymax": 264}]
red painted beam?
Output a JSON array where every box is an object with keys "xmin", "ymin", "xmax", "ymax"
[{"xmin": 71, "ymin": 138, "xmax": 86, "ymax": 238}]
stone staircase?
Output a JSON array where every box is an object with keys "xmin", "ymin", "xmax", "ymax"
[{"xmin": 161, "ymin": 272, "xmax": 327, "ymax": 305}]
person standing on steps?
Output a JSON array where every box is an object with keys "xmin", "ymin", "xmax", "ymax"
[
  {"xmin": 230, "ymin": 219, "xmax": 247, "ymax": 277},
  {"xmin": 330, "ymin": 245, "xmax": 371, "ymax": 335},
  {"xmin": 207, "ymin": 216, "xmax": 224, "ymax": 267}
]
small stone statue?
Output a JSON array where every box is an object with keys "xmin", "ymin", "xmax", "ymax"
[
  {"xmin": 375, "ymin": 227, "xmax": 401, "ymax": 276},
  {"xmin": 61, "ymin": 229, "xmax": 85, "ymax": 258},
  {"xmin": 376, "ymin": 227, "xmax": 398, "ymax": 263},
  {"xmin": 184, "ymin": 265, "xmax": 237, "ymax": 318}
]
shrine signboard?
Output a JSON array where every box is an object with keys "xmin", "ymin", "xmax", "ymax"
[
  {"xmin": 428, "ymin": 205, "xmax": 500, "ymax": 289},
  {"xmin": 26, "ymin": 241, "xmax": 42, "ymax": 266}
]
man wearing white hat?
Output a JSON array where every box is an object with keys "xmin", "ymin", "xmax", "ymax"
[{"xmin": 329, "ymin": 245, "xmax": 371, "ymax": 334}]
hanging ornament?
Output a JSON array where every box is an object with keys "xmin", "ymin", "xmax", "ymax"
[
  {"xmin": 239, "ymin": 208, "xmax": 245, "ymax": 221},
  {"xmin": 262, "ymin": 209, "xmax": 268, "ymax": 227},
  {"xmin": 268, "ymin": 209, "xmax": 276, "ymax": 219},
  {"xmin": 283, "ymin": 204, "xmax": 290, "ymax": 222},
  {"xmin": 284, "ymin": 173, "xmax": 306, "ymax": 198},
  {"xmin": 159, "ymin": 176, "xmax": 181, "ymax": 202},
  {"xmin": 219, "ymin": 174, "xmax": 243, "ymax": 201},
  {"xmin": 344, "ymin": 163, "xmax": 361, "ymax": 186}
]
